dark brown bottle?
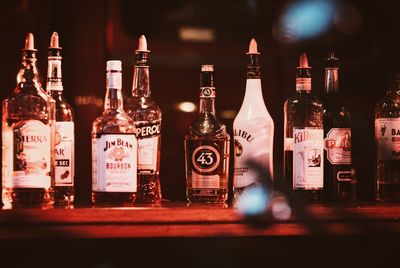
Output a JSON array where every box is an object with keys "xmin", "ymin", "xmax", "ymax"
[{"xmin": 322, "ymin": 52, "xmax": 353, "ymax": 202}]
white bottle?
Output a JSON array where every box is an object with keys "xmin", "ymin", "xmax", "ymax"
[{"xmin": 233, "ymin": 38, "xmax": 274, "ymax": 200}]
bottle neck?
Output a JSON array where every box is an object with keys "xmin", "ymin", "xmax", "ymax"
[
  {"xmin": 46, "ymin": 48, "xmax": 63, "ymax": 92},
  {"xmin": 105, "ymin": 71, "xmax": 124, "ymax": 111},
  {"xmin": 17, "ymin": 50, "xmax": 41, "ymax": 88},
  {"xmin": 325, "ymin": 67, "xmax": 339, "ymax": 94},
  {"xmin": 132, "ymin": 51, "xmax": 150, "ymax": 98},
  {"xmin": 296, "ymin": 67, "xmax": 311, "ymax": 92},
  {"xmin": 199, "ymin": 97, "xmax": 215, "ymax": 115},
  {"xmin": 247, "ymin": 53, "xmax": 261, "ymax": 79},
  {"xmin": 199, "ymin": 69, "xmax": 216, "ymax": 115}
]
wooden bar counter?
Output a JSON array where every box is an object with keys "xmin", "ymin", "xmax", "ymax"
[{"xmin": 0, "ymin": 202, "xmax": 399, "ymax": 267}]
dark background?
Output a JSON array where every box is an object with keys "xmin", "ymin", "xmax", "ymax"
[{"xmin": 1, "ymin": 0, "xmax": 399, "ymax": 203}]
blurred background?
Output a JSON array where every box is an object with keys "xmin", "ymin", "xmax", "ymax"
[{"xmin": 1, "ymin": 0, "xmax": 400, "ymax": 203}]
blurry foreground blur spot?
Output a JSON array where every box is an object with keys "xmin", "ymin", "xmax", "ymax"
[
  {"xmin": 273, "ymin": 0, "xmax": 336, "ymax": 43},
  {"xmin": 237, "ymin": 186, "xmax": 269, "ymax": 217}
]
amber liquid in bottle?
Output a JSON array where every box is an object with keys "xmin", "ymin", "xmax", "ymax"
[
  {"xmin": 2, "ymin": 33, "xmax": 55, "ymax": 208},
  {"xmin": 46, "ymin": 32, "xmax": 75, "ymax": 205},
  {"xmin": 375, "ymin": 73, "xmax": 400, "ymax": 202},
  {"xmin": 184, "ymin": 65, "xmax": 230, "ymax": 203},
  {"xmin": 125, "ymin": 35, "xmax": 162, "ymax": 204},
  {"xmin": 92, "ymin": 61, "xmax": 137, "ymax": 205}
]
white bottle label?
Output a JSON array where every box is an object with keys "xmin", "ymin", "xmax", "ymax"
[
  {"xmin": 11, "ymin": 120, "xmax": 51, "ymax": 188},
  {"xmin": 233, "ymin": 120, "xmax": 273, "ymax": 188},
  {"xmin": 375, "ymin": 118, "xmax": 400, "ymax": 160},
  {"xmin": 293, "ymin": 128, "xmax": 324, "ymax": 189},
  {"xmin": 324, "ymin": 128, "xmax": 351, "ymax": 165},
  {"xmin": 136, "ymin": 122, "xmax": 161, "ymax": 172},
  {"xmin": 92, "ymin": 134, "xmax": 137, "ymax": 192},
  {"xmin": 55, "ymin": 122, "xmax": 74, "ymax": 186}
]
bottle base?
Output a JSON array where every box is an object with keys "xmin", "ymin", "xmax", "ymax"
[
  {"xmin": 186, "ymin": 188, "xmax": 228, "ymax": 203},
  {"xmin": 55, "ymin": 186, "xmax": 74, "ymax": 206},
  {"xmin": 92, "ymin": 191, "xmax": 137, "ymax": 206},
  {"xmin": 2, "ymin": 188, "xmax": 54, "ymax": 209},
  {"xmin": 136, "ymin": 174, "xmax": 162, "ymax": 203},
  {"xmin": 376, "ymin": 182, "xmax": 400, "ymax": 202}
]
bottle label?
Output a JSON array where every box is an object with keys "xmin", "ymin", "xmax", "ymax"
[
  {"xmin": 55, "ymin": 122, "xmax": 74, "ymax": 186},
  {"xmin": 188, "ymin": 142, "xmax": 228, "ymax": 190},
  {"xmin": 293, "ymin": 128, "xmax": 324, "ymax": 189},
  {"xmin": 296, "ymin": 78, "xmax": 311, "ymax": 91},
  {"xmin": 92, "ymin": 134, "xmax": 137, "ymax": 192},
  {"xmin": 200, "ymin": 87, "xmax": 216, "ymax": 98},
  {"xmin": 11, "ymin": 120, "xmax": 51, "ymax": 188},
  {"xmin": 136, "ymin": 122, "xmax": 161, "ymax": 172},
  {"xmin": 47, "ymin": 58, "xmax": 63, "ymax": 91},
  {"xmin": 233, "ymin": 121, "xmax": 273, "ymax": 188},
  {"xmin": 324, "ymin": 128, "xmax": 351, "ymax": 165},
  {"xmin": 375, "ymin": 118, "xmax": 400, "ymax": 160}
]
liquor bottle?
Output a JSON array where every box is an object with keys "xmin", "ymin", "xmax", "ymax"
[
  {"xmin": 322, "ymin": 52, "xmax": 352, "ymax": 201},
  {"xmin": 375, "ymin": 72, "xmax": 400, "ymax": 202},
  {"xmin": 125, "ymin": 35, "xmax": 162, "ymax": 203},
  {"xmin": 184, "ymin": 65, "xmax": 230, "ymax": 203},
  {"xmin": 46, "ymin": 32, "xmax": 75, "ymax": 205},
  {"xmin": 233, "ymin": 38, "xmax": 274, "ymax": 200},
  {"xmin": 2, "ymin": 33, "xmax": 55, "ymax": 207},
  {"xmin": 283, "ymin": 53, "xmax": 324, "ymax": 203},
  {"xmin": 92, "ymin": 60, "xmax": 137, "ymax": 205}
]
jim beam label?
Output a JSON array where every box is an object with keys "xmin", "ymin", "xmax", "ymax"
[
  {"xmin": 293, "ymin": 128, "xmax": 324, "ymax": 189},
  {"xmin": 55, "ymin": 122, "xmax": 74, "ymax": 186},
  {"xmin": 191, "ymin": 144, "xmax": 221, "ymax": 189},
  {"xmin": 233, "ymin": 122, "xmax": 273, "ymax": 188},
  {"xmin": 92, "ymin": 134, "xmax": 137, "ymax": 192},
  {"xmin": 11, "ymin": 120, "xmax": 51, "ymax": 188},
  {"xmin": 375, "ymin": 118, "xmax": 400, "ymax": 160},
  {"xmin": 324, "ymin": 128, "xmax": 351, "ymax": 165},
  {"xmin": 200, "ymin": 87, "xmax": 216, "ymax": 98},
  {"xmin": 136, "ymin": 121, "xmax": 161, "ymax": 173}
]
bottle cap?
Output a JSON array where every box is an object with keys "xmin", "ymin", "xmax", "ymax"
[{"xmin": 107, "ymin": 60, "xmax": 122, "ymax": 71}]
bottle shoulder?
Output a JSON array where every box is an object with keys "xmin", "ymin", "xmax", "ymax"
[
  {"xmin": 286, "ymin": 91, "xmax": 324, "ymax": 109},
  {"xmin": 125, "ymin": 96, "xmax": 162, "ymax": 122},
  {"xmin": 187, "ymin": 113, "xmax": 230, "ymax": 140},
  {"xmin": 375, "ymin": 90, "xmax": 400, "ymax": 117},
  {"xmin": 92, "ymin": 111, "xmax": 135, "ymax": 135},
  {"xmin": 52, "ymin": 93, "xmax": 74, "ymax": 121}
]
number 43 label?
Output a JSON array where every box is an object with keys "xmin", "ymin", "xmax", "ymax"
[{"xmin": 192, "ymin": 145, "xmax": 221, "ymax": 173}]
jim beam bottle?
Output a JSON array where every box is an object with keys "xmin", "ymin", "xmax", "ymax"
[
  {"xmin": 125, "ymin": 35, "xmax": 162, "ymax": 203},
  {"xmin": 375, "ymin": 72, "xmax": 400, "ymax": 202},
  {"xmin": 2, "ymin": 33, "xmax": 55, "ymax": 207},
  {"xmin": 46, "ymin": 32, "xmax": 75, "ymax": 205},
  {"xmin": 322, "ymin": 52, "xmax": 352, "ymax": 201},
  {"xmin": 92, "ymin": 60, "xmax": 137, "ymax": 205},
  {"xmin": 283, "ymin": 53, "xmax": 324, "ymax": 203},
  {"xmin": 184, "ymin": 65, "xmax": 230, "ymax": 203},
  {"xmin": 233, "ymin": 38, "xmax": 274, "ymax": 201}
]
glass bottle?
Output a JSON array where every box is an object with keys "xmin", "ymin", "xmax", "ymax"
[
  {"xmin": 125, "ymin": 35, "xmax": 162, "ymax": 203},
  {"xmin": 283, "ymin": 53, "xmax": 324, "ymax": 203},
  {"xmin": 375, "ymin": 72, "xmax": 400, "ymax": 202},
  {"xmin": 322, "ymin": 52, "xmax": 353, "ymax": 201},
  {"xmin": 233, "ymin": 38, "xmax": 274, "ymax": 201},
  {"xmin": 184, "ymin": 65, "xmax": 230, "ymax": 203},
  {"xmin": 92, "ymin": 60, "xmax": 137, "ymax": 205},
  {"xmin": 46, "ymin": 32, "xmax": 75, "ymax": 205},
  {"xmin": 2, "ymin": 33, "xmax": 55, "ymax": 207}
]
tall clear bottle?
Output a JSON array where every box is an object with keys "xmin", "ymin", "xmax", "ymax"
[
  {"xmin": 283, "ymin": 53, "xmax": 324, "ymax": 203},
  {"xmin": 46, "ymin": 32, "xmax": 75, "ymax": 205},
  {"xmin": 322, "ymin": 52, "xmax": 352, "ymax": 201},
  {"xmin": 2, "ymin": 33, "xmax": 55, "ymax": 207},
  {"xmin": 184, "ymin": 65, "xmax": 230, "ymax": 203},
  {"xmin": 375, "ymin": 72, "xmax": 400, "ymax": 202},
  {"xmin": 92, "ymin": 61, "xmax": 137, "ymax": 205},
  {"xmin": 233, "ymin": 38, "xmax": 274, "ymax": 201},
  {"xmin": 125, "ymin": 35, "xmax": 162, "ymax": 203}
]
